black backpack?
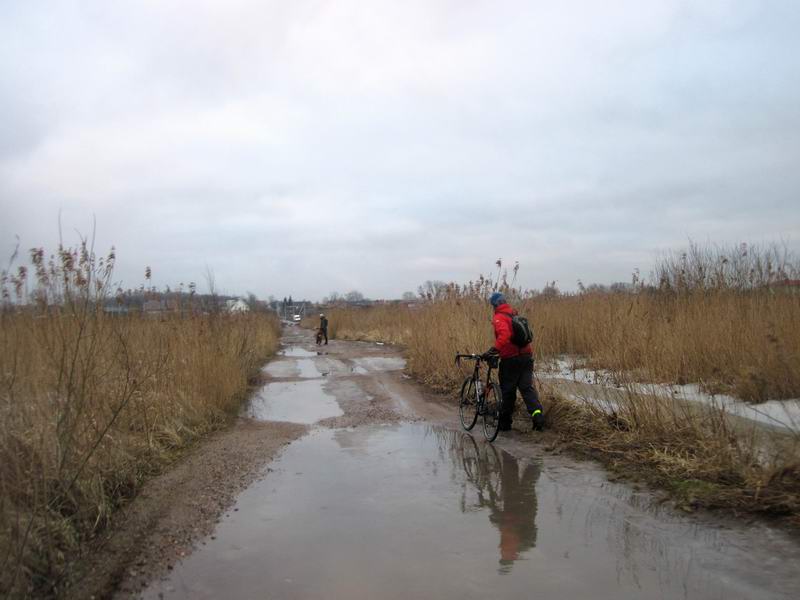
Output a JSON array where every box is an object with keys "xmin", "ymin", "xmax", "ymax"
[{"xmin": 506, "ymin": 313, "xmax": 533, "ymax": 347}]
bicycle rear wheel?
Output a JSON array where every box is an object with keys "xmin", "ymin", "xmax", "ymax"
[
  {"xmin": 482, "ymin": 383, "xmax": 501, "ymax": 442},
  {"xmin": 459, "ymin": 377, "xmax": 479, "ymax": 431}
]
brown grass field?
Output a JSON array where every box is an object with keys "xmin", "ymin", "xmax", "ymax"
[{"xmin": 0, "ymin": 244, "xmax": 281, "ymax": 597}]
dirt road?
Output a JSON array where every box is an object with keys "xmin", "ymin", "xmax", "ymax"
[{"xmin": 115, "ymin": 325, "xmax": 799, "ymax": 599}]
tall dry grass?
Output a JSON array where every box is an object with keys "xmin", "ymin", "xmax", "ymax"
[
  {"xmin": 324, "ymin": 291, "xmax": 800, "ymax": 400},
  {"xmin": 525, "ymin": 290, "xmax": 800, "ymax": 401},
  {"xmin": 0, "ymin": 243, "xmax": 280, "ymax": 597},
  {"xmin": 326, "ymin": 243, "xmax": 800, "ymax": 401},
  {"xmin": 323, "ymin": 245, "xmax": 800, "ymax": 520}
]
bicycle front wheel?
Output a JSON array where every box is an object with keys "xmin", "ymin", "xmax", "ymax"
[
  {"xmin": 459, "ymin": 377, "xmax": 479, "ymax": 431},
  {"xmin": 482, "ymin": 383, "xmax": 502, "ymax": 442}
]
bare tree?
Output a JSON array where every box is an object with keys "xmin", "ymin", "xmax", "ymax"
[
  {"xmin": 540, "ymin": 281, "xmax": 560, "ymax": 298},
  {"xmin": 417, "ymin": 280, "xmax": 447, "ymax": 300},
  {"xmin": 204, "ymin": 265, "xmax": 218, "ymax": 312},
  {"xmin": 246, "ymin": 292, "xmax": 259, "ymax": 310}
]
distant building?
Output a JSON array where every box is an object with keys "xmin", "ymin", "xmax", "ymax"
[
  {"xmin": 142, "ymin": 298, "xmax": 181, "ymax": 315},
  {"xmin": 226, "ymin": 298, "xmax": 250, "ymax": 313},
  {"xmin": 142, "ymin": 299, "xmax": 166, "ymax": 314}
]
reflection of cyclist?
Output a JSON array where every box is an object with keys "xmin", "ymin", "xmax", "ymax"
[
  {"xmin": 489, "ymin": 452, "xmax": 540, "ymax": 573},
  {"xmin": 483, "ymin": 292, "xmax": 544, "ymax": 431},
  {"xmin": 459, "ymin": 437, "xmax": 540, "ymax": 573}
]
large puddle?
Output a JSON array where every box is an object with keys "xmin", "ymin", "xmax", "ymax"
[
  {"xmin": 142, "ymin": 424, "xmax": 800, "ymax": 599},
  {"xmin": 280, "ymin": 346, "xmax": 318, "ymax": 358},
  {"xmin": 245, "ymin": 380, "xmax": 342, "ymax": 424}
]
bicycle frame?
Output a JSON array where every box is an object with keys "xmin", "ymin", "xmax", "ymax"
[{"xmin": 455, "ymin": 353, "xmax": 498, "ymax": 394}]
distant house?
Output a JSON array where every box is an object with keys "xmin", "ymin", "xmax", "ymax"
[
  {"xmin": 226, "ymin": 298, "xmax": 250, "ymax": 313},
  {"xmin": 142, "ymin": 299, "xmax": 166, "ymax": 314},
  {"xmin": 141, "ymin": 298, "xmax": 183, "ymax": 315}
]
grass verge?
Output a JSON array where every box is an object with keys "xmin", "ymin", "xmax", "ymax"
[{"xmin": 1, "ymin": 243, "xmax": 281, "ymax": 598}]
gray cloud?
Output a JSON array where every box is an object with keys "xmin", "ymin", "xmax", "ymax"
[{"xmin": 1, "ymin": 0, "xmax": 799, "ymax": 299}]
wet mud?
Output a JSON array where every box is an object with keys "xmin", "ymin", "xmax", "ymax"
[
  {"xmin": 350, "ymin": 356, "xmax": 407, "ymax": 372},
  {"xmin": 132, "ymin": 325, "xmax": 800, "ymax": 599},
  {"xmin": 280, "ymin": 346, "xmax": 319, "ymax": 358}
]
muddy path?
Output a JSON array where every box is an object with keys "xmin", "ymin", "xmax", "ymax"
[{"xmin": 121, "ymin": 325, "xmax": 799, "ymax": 599}]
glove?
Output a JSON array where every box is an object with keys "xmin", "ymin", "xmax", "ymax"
[{"xmin": 482, "ymin": 348, "xmax": 499, "ymax": 360}]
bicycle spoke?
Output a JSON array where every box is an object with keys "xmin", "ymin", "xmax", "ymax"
[{"xmin": 482, "ymin": 384, "xmax": 501, "ymax": 442}]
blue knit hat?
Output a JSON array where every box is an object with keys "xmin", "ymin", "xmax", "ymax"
[{"xmin": 489, "ymin": 292, "xmax": 506, "ymax": 307}]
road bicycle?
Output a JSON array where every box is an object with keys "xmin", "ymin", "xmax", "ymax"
[{"xmin": 455, "ymin": 353, "xmax": 502, "ymax": 442}]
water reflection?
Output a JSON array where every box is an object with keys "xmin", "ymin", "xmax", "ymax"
[
  {"xmin": 144, "ymin": 424, "xmax": 800, "ymax": 600},
  {"xmin": 491, "ymin": 450, "xmax": 540, "ymax": 572},
  {"xmin": 441, "ymin": 431, "xmax": 541, "ymax": 574},
  {"xmin": 246, "ymin": 380, "xmax": 343, "ymax": 423}
]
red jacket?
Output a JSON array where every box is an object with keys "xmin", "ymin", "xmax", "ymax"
[{"xmin": 492, "ymin": 304, "xmax": 532, "ymax": 359}]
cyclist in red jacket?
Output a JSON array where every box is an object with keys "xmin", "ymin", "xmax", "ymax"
[{"xmin": 484, "ymin": 292, "xmax": 544, "ymax": 431}]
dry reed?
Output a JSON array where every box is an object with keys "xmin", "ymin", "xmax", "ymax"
[{"xmin": 0, "ymin": 242, "xmax": 280, "ymax": 597}]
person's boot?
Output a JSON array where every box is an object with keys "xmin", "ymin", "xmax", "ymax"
[
  {"xmin": 532, "ymin": 410, "xmax": 544, "ymax": 431},
  {"xmin": 498, "ymin": 419, "xmax": 512, "ymax": 431}
]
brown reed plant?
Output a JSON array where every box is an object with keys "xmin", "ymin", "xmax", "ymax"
[
  {"xmin": 324, "ymin": 244, "xmax": 800, "ymax": 521},
  {"xmin": 0, "ymin": 241, "xmax": 280, "ymax": 598}
]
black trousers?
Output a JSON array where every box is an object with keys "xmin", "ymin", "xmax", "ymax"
[
  {"xmin": 498, "ymin": 354, "xmax": 542, "ymax": 425},
  {"xmin": 321, "ymin": 328, "xmax": 328, "ymax": 344}
]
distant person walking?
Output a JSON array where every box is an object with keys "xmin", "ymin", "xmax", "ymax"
[
  {"xmin": 319, "ymin": 313, "xmax": 329, "ymax": 345},
  {"xmin": 483, "ymin": 292, "xmax": 544, "ymax": 431}
]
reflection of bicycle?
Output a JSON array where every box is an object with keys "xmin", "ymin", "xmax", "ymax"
[
  {"xmin": 455, "ymin": 353, "xmax": 502, "ymax": 442},
  {"xmin": 460, "ymin": 433, "xmax": 503, "ymax": 498}
]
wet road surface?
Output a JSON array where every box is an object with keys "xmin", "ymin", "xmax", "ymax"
[{"xmin": 140, "ymin": 327, "xmax": 800, "ymax": 599}]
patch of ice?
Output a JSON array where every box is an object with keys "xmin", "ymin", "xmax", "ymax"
[{"xmin": 538, "ymin": 356, "xmax": 800, "ymax": 432}]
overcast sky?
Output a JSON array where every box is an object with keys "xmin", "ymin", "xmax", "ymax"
[{"xmin": 2, "ymin": 1, "xmax": 799, "ymax": 300}]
